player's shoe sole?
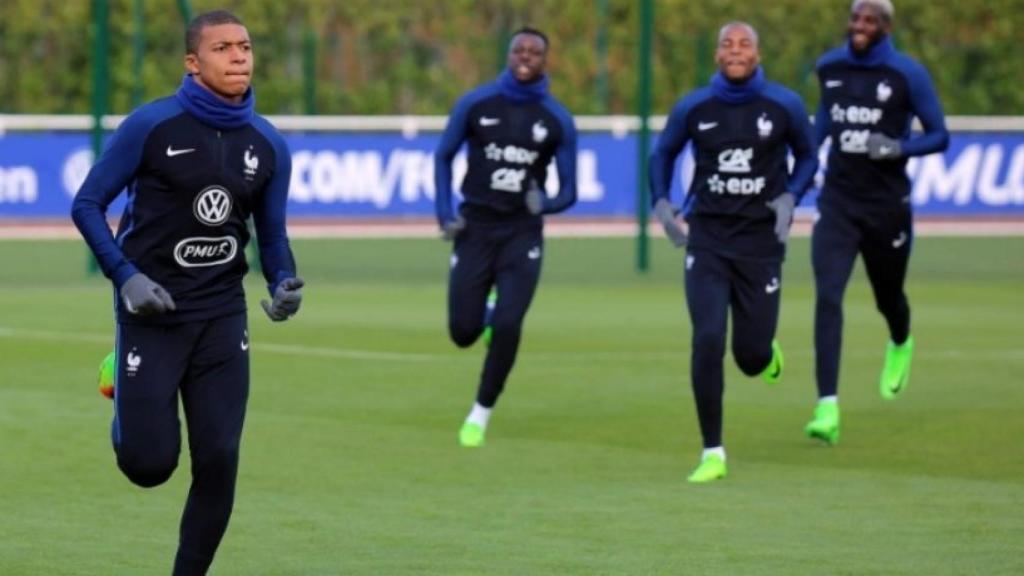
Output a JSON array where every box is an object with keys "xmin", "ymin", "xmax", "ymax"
[
  {"xmin": 98, "ymin": 351, "xmax": 115, "ymax": 400},
  {"xmin": 880, "ymin": 336, "xmax": 914, "ymax": 400},
  {"xmin": 459, "ymin": 422, "xmax": 486, "ymax": 448},
  {"xmin": 760, "ymin": 339, "xmax": 784, "ymax": 386},
  {"xmin": 805, "ymin": 401, "xmax": 840, "ymax": 445},
  {"xmin": 687, "ymin": 454, "xmax": 727, "ymax": 483}
]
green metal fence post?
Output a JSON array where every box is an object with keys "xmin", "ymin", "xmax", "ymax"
[
  {"xmin": 87, "ymin": 0, "xmax": 110, "ymax": 276},
  {"xmin": 636, "ymin": 0, "xmax": 653, "ymax": 272}
]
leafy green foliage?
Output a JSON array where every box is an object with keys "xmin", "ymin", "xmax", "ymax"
[{"xmin": 0, "ymin": 1, "xmax": 1021, "ymax": 115}]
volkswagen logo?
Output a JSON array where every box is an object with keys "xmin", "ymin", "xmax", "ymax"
[{"xmin": 193, "ymin": 186, "xmax": 233, "ymax": 226}]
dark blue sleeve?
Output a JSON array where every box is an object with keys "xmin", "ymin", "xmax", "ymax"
[
  {"xmin": 541, "ymin": 99, "xmax": 577, "ymax": 215},
  {"xmin": 649, "ymin": 94, "xmax": 698, "ymax": 204},
  {"xmin": 899, "ymin": 60, "xmax": 950, "ymax": 157},
  {"xmin": 775, "ymin": 88, "xmax": 819, "ymax": 203},
  {"xmin": 434, "ymin": 93, "xmax": 474, "ymax": 227},
  {"xmin": 813, "ymin": 97, "xmax": 831, "ymax": 147},
  {"xmin": 70, "ymin": 109, "xmax": 157, "ymax": 288},
  {"xmin": 252, "ymin": 119, "xmax": 296, "ymax": 296}
]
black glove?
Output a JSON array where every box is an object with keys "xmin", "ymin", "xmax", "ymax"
[
  {"xmin": 867, "ymin": 133, "xmax": 902, "ymax": 160},
  {"xmin": 440, "ymin": 216, "xmax": 466, "ymax": 241},
  {"xmin": 261, "ymin": 277, "xmax": 304, "ymax": 322},
  {"xmin": 766, "ymin": 192, "xmax": 796, "ymax": 244},
  {"xmin": 653, "ymin": 198, "xmax": 687, "ymax": 248},
  {"xmin": 120, "ymin": 273, "xmax": 176, "ymax": 316}
]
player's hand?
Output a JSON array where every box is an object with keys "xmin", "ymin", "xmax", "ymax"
[
  {"xmin": 867, "ymin": 133, "xmax": 902, "ymax": 160},
  {"xmin": 525, "ymin": 180, "xmax": 545, "ymax": 215},
  {"xmin": 261, "ymin": 277, "xmax": 304, "ymax": 322},
  {"xmin": 653, "ymin": 198, "xmax": 687, "ymax": 248},
  {"xmin": 766, "ymin": 192, "xmax": 796, "ymax": 244},
  {"xmin": 120, "ymin": 272, "xmax": 176, "ymax": 316},
  {"xmin": 440, "ymin": 216, "xmax": 466, "ymax": 241}
]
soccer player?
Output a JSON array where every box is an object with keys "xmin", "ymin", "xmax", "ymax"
[
  {"xmin": 71, "ymin": 10, "xmax": 303, "ymax": 574},
  {"xmin": 649, "ymin": 22, "xmax": 817, "ymax": 482},
  {"xmin": 806, "ymin": 0, "xmax": 949, "ymax": 445},
  {"xmin": 434, "ymin": 27, "xmax": 577, "ymax": 448}
]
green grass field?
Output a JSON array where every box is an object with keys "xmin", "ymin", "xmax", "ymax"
[{"xmin": 1, "ymin": 236, "xmax": 1022, "ymax": 575}]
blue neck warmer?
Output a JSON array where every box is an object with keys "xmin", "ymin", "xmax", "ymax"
[
  {"xmin": 497, "ymin": 69, "xmax": 549, "ymax": 103},
  {"xmin": 710, "ymin": 66, "xmax": 766, "ymax": 105},
  {"xmin": 175, "ymin": 74, "xmax": 255, "ymax": 130},
  {"xmin": 845, "ymin": 35, "xmax": 894, "ymax": 67}
]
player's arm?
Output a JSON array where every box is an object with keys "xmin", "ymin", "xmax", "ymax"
[
  {"xmin": 434, "ymin": 94, "xmax": 472, "ymax": 229},
  {"xmin": 649, "ymin": 97, "xmax": 693, "ymax": 204},
  {"xmin": 70, "ymin": 114, "xmax": 148, "ymax": 288},
  {"xmin": 813, "ymin": 96, "xmax": 832, "ymax": 148},
  {"xmin": 540, "ymin": 106, "xmax": 577, "ymax": 215},
  {"xmin": 253, "ymin": 128, "xmax": 303, "ymax": 322},
  {"xmin": 782, "ymin": 92, "xmax": 819, "ymax": 203},
  {"xmin": 901, "ymin": 63, "xmax": 950, "ymax": 157},
  {"xmin": 649, "ymin": 96, "xmax": 694, "ymax": 247}
]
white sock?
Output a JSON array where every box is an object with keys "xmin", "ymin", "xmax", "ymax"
[
  {"xmin": 702, "ymin": 446, "xmax": 726, "ymax": 462},
  {"xmin": 466, "ymin": 403, "xmax": 491, "ymax": 428},
  {"xmin": 818, "ymin": 395, "xmax": 838, "ymax": 405}
]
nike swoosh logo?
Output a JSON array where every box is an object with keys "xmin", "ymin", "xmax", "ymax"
[
  {"xmin": 480, "ymin": 117, "xmax": 500, "ymax": 126},
  {"xmin": 892, "ymin": 232, "xmax": 908, "ymax": 248},
  {"xmin": 825, "ymin": 80, "xmax": 843, "ymax": 88},
  {"xmin": 166, "ymin": 146, "xmax": 196, "ymax": 157},
  {"xmin": 698, "ymin": 122, "xmax": 718, "ymax": 131},
  {"xmin": 765, "ymin": 279, "xmax": 780, "ymax": 294}
]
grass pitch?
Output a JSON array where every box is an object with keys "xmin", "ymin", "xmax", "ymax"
[{"xmin": 1, "ymin": 236, "xmax": 1022, "ymax": 575}]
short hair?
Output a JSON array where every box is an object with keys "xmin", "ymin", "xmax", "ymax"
[
  {"xmin": 509, "ymin": 27, "xmax": 549, "ymax": 51},
  {"xmin": 852, "ymin": 0, "xmax": 894, "ymax": 21},
  {"xmin": 718, "ymin": 21, "xmax": 759, "ymax": 47},
  {"xmin": 185, "ymin": 10, "xmax": 244, "ymax": 54}
]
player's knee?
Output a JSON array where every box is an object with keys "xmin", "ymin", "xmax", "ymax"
[
  {"xmin": 692, "ymin": 330, "xmax": 726, "ymax": 361},
  {"xmin": 448, "ymin": 320, "xmax": 481, "ymax": 348},
  {"xmin": 117, "ymin": 451, "xmax": 178, "ymax": 488},
  {"xmin": 734, "ymin": 346, "xmax": 771, "ymax": 376},
  {"xmin": 490, "ymin": 316, "xmax": 522, "ymax": 340},
  {"xmin": 816, "ymin": 285, "xmax": 844, "ymax": 312}
]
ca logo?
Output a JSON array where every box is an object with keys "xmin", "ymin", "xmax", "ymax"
[{"xmin": 193, "ymin": 186, "xmax": 233, "ymax": 226}]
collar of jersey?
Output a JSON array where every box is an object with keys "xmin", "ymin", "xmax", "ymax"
[
  {"xmin": 710, "ymin": 66, "xmax": 765, "ymax": 105},
  {"xmin": 497, "ymin": 69, "xmax": 549, "ymax": 103},
  {"xmin": 175, "ymin": 74, "xmax": 255, "ymax": 131},
  {"xmin": 844, "ymin": 35, "xmax": 894, "ymax": 68}
]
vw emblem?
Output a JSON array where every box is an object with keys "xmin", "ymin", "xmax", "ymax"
[{"xmin": 193, "ymin": 186, "xmax": 233, "ymax": 226}]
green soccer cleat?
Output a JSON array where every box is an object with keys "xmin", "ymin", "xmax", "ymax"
[
  {"xmin": 459, "ymin": 422, "xmax": 486, "ymax": 448},
  {"xmin": 98, "ymin": 351, "xmax": 115, "ymax": 400},
  {"xmin": 880, "ymin": 336, "xmax": 914, "ymax": 400},
  {"xmin": 687, "ymin": 454, "xmax": 727, "ymax": 483},
  {"xmin": 805, "ymin": 400, "xmax": 840, "ymax": 445},
  {"xmin": 760, "ymin": 339, "xmax": 784, "ymax": 386}
]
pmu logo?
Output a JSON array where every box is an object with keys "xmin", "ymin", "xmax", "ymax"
[
  {"xmin": 174, "ymin": 236, "xmax": 238, "ymax": 268},
  {"xmin": 718, "ymin": 148, "xmax": 753, "ymax": 173},
  {"xmin": 193, "ymin": 186, "xmax": 233, "ymax": 226}
]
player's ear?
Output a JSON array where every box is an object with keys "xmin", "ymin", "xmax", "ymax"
[{"xmin": 184, "ymin": 53, "xmax": 200, "ymax": 75}]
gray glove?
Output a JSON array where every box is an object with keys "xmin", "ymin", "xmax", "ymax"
[
  {"xmin": 120, "ymin": 272, "xmax": 176, "ymax": 316},
  {"xmin": 525, "ymin": 180, "xmax": 545, "ymax": 215},
  {"xmin": 261, "ymin": 277, "xmax": 304, "ymax": 322},
  {"xmin": 440, "ymin": 216, "xmax": 466, "ymax": 241},
  {"xmin": 766, "ymin": 192, "xmax": 796, "ymax": 244},
  {"xmin": 653, "ymin": 198, "xmax": 687, "ymax": 248},
  {"xmin": 867, "ymin": 133, "xmax": 902, "ymax": 160}
]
